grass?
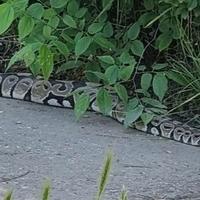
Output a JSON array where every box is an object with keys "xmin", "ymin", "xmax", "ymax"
[{"xmin": 2, "ymin": 151, "xmax": 128, "ymax": 200}]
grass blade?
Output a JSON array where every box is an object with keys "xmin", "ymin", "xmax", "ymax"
[
  {"xmin": 96, "ymin": 150, "xmax": 113, "ymax": 200},
  {"xmin": 42, "ymin": 180, "xmax": 51, "ymax": 200},
  {"xmin": 3, "ymin": 190, "xmax": 12, "ymax": 200}
]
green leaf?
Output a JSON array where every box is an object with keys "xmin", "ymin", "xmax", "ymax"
[
  {"xmin": 119, "ymin": 65, "xmax": 135, "ymax": 81},
  {"xmin": 24, "ymin": 48, "xmax": 35, "ymax": 66},
  {"xmin": 48, "ymin": 16, "xmax": 60, "ymax": 29},
  {"xmin": 188, "ymin": 0, "xmax": 197, "ymax": 11},
  {"xmin": 141, "ymin": 73, "xmax": 152, "ymax": 91},
  {"xmin": 85, "ymin": 64, "xmax": 101, "ymax": 82},
  {"xmin": 18, "ymin": 15, "xmax": 35, "ymax": 39},
  {"xmin": 127, "ymin": 22, "xmax": 140, "ymax": 40},
  {"xmin": 43, "ymin": 25, "xmax": 52, "ymax": 38},
  {"xmin": 102, "ymin": 0, "xmax": 114, "ymax": 11},
  {"xmin": 148, "ymin": 107, "xmax": 167, "ymax": 115},
  {"xmin": 74, "ymin": 32, "xmax": 83, "ymax": 43},
  {"xmin": 88, "ymin": 23, "xmax": 104, "ymax": 34},
  {"xmin": 143, "ymin": 0, "xmax": 154, "ymax": 10},
  {"xmin": 53, "ymin": 40, "xmax": 69, "ymax": 55},
  {"xmin": 67, "ymin": 0, "xmax": 79, "ymax": 16},
  {"xmin": 135, "ymin": 88, "xmax": 150, "ymax": 97},
  {"xmin": 94, "ymin": 35, "xmax": 115, "ymax": 50},
  {"xmin": 12, "ymin": 0, "xmax": 28, "ymax": 17},
  {"xmin": 124, "ymin": 105, "xmax": 144, "ymax": 127},
  {"xmin": 98, "ymin": 55, "xmax": 115, "ymax": 64},
  {"xmin": 39, "ymin": 45, "xmax": 54, "ymax": 80},
  {"xmin": 57, "ymin": 60, "xmax": 83, "ymax": 72},
  {"xmin": 79, "ymin": 19, "xmax": 85, "ymax": 30},
  {"xmin": 30, "ymin": 61, "xmax": 41, "ymax": 76},
  {"xmin": 105, "ymin": 65, "xmax": 118, "ymax": 85},
  {"xmin": 75, "ymin": 7, "xmax": 87, "ymax": 18},
  {"xmin": 153, "ymin": 63, "xmax": 168, "ymax": 70},
  {"xmin": 50, "ymin": 0, "xmax": 68, "ymax": 8},
  {"xmin": 6, "ymin": 43, "xmax": 41, "ymax": 71},
  {"xmin": 127, "ymin": 98, "xmax": 139, "ymax": 110},
  {"xmin": 119, "ymin": 52, "xmax": 135, "ymax": 65},
  {"xmin": 166, "ymin": 71, "xmax": 188, "ymax": 86},
  {"xmin": 131, "ymin": 40, "xmax": 144, "ymax": 57},
  {"xmin": 63, "ymin": 15, "xmax": 77, "ymax": 28},
  {"xmin": 27, "ymin": 3, "xmax": 44, "ymax": 19},
  {"xmin": 75, "ymin": 36, "xmax": 92, "ymax": 56},
  {"xmin": 74, "ymin": 93, "xmax": 90, "ymax": 120},
  {"xmin": 87, "ymin": 71, "xmax": 108, "ymax": 83},
  {"xmin": 153, "ymin": 73, "xmax": 168, "ymax": 101},
  {"xmin": 141, "ymin": 97, "xmax": 167, "ymax": 109},
  {"xmin": 97, "ymin": 88, "xmax": 112, "ymax": 115},
  {"xmin": 0, "ymin": 3, "xmax": 14, "ymax": 35},
  {"xmin": 103, "ymin": 22, "xmax": 113, "ymax": 37},
  {"xmin": 114, "ymin": 84, "xmax": 128, "ymax": 104},
  {"xmin": 156, "ymin": 32, "xmax": 173, "ymax": 51},
  {"xmin": 43, "ymin": 8, "xmax": 56, "ymax": 19},
  {"xmin": 138, "ymin": 12, "xmax": 157, "ymax": 27},
  {"xmin": 141, "ymin": 112, "xmax": 154, "ymax": 125},
  {"xmin": 99, "ymin": 12, "xmax": 108, "ymax": 22}
]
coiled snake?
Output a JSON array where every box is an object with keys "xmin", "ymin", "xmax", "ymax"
[{"xmin": 0, "ymin": 73, "xmax": 199, "ymax": 147}]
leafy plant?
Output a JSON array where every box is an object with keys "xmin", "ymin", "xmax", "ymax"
[{"xmin": 0, "ymin": 0, "xmax": 199, "ymax": 125}]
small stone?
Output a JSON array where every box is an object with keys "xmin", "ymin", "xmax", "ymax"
[
  {"xmin": 166, "ymin": 150, "xmax": 172, "ymax": 154},
  {"xmin": 21, "ymin": 185, "xmax": 28, "ymax": 189}
]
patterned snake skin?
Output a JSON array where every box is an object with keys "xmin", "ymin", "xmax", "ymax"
[{"xmin": 0, "ymin": 73, "xmax": 200, "ymax": 147}]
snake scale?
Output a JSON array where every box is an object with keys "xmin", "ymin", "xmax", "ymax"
[{"xmin": 0, "ymin": 73, "xmax": 200, "ymax": 147}]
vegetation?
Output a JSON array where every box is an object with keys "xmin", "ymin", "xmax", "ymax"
[
  {"xmin": 3, "ymin": 151, "xmax": 128, "ymax": 200},
  {"xmin": 0, "ymin": 0, "xmax": 199, "ymax": 124},
  {"xmin": 0, "ymin": 1, "xmax": 199, "ymax": 198}
]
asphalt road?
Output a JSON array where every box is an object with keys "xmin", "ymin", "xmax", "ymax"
[{"xmin": 0, "ymin": 97, "xmax": 200, "ymax": 200}]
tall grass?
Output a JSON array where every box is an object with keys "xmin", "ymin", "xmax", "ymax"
[
  {"xmin": 167, "ymin": 18, "xmax": 200, "ymax": 114},
  {"xmin": 3, "ymin": 151, "xmax": 128, "ymax": 200}
]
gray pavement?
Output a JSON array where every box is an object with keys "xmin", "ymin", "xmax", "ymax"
[{"xmin": 0, "ymin": 97, "xmax": 200, "ymax": 200}]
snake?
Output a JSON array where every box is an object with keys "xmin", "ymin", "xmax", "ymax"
[{"xmin": 0, "ymin": 72, "xmax": 199, "ymax": 147}]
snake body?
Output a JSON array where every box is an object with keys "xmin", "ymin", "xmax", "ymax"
[{"xmin": 0, "ymin": 73, "xmax": 200, "ymax": 147}]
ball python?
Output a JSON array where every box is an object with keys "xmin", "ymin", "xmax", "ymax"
[{"xmin": 0, "ymin": 73, "xmax": 199, "ymax": 147}]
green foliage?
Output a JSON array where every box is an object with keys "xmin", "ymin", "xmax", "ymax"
[
  {"xmin": 153, "ymin": 73, "xmax": 168, "ymax": 101},
  {"xmin": 74, "ymin": 93, "xmax": 90, "ymax": 120},
  {"xmin": 1, "ymin": 0, "xmax": 199, "ymax": 124},
  {"xmin": 124, "ymin": 104, "xmax": 144, "ymax": 127},
  {"xmin": 0, "ymin": 3, "xmax": 14, "ymax": 34},
  {"xmin": 97, "ymin": 88, "xmax": 112, "ymax": 115},
  {"xmin": 127, "ymin": 22, "xmax": 140, "ymax": 40},
  {"xmin": 75, "ymin": 36, "xmax": 92, "ymax": 56},
  {"xmin": 39, "ymin": 44, "xmax": 54, "ymax": 80}
]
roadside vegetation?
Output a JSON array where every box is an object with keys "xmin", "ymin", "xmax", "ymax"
[
  {"xmin": 0, "ymin": 0, "xmax": 199, "ymax": 198},
  {"xmin": 0, "ymin": 0, "xmax": 200, "ymax": 126}
]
